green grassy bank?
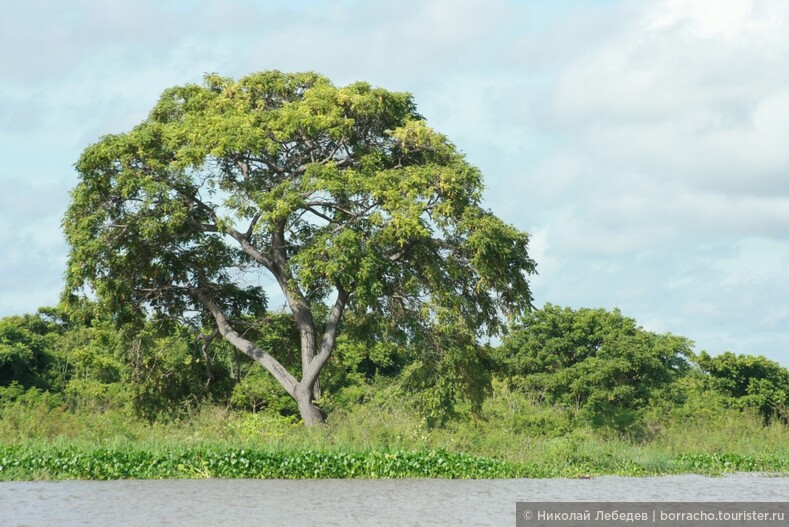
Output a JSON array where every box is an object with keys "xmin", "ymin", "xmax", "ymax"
[
  {"xmin": 1, "ymin": 389, "xmax": 788, "ymax": 481},
  {"xmin": 4, "ymin": 304, "xmax": 788, "ymax": 480}
]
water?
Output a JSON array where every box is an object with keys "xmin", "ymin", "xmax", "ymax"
[{"xmin": 1, "ymin": 475, "xmax": 787, "ymax": 526}]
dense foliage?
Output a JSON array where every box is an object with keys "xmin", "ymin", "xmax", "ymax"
[
  {"xmin": 497, "ymin": 305, "xmax": 693, "ymax": 432},
  {"xmin": 1, "ymin": 303, "xmax": 786, "ymax": 436},
  {"xmin": 1, "ymin": 302, "xmax": 788, "ymax": 479},
  {"xmin": 0, "ymin": 446, "xmax": 522, "ymax": 480},
  {"xmin": 62, "ymin": 70, "xmax": 536, "ymax": 424},
  {"xmin": 694, "ymin": 351, "xmax": 789, "ymax": 423},
  {"xmin": 0, "ymin": 314, "xmax": 60, "ymax": 391},
  {"xmin": 3, "ymin": 443, "xmax": 788, "ymax": 481}
]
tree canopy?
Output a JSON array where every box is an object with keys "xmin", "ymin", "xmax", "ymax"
[
  {"xmin": 0, "ymin": 313, "xmax": 59, "ymax": 390},
  {"xmin": 63, "ymin": 71, "xmax": 536, "ymax": 425},
  {"xmin": 694, "ymin": 351, "xmax": 789, "ymax": 423},
  {"xmin": 498, "ymin": 305, "xmax": 692, "ymax": 431}
]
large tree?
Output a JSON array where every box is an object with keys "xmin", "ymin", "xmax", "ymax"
[{"xmin": 63, "ymin": 71, "xmax": 536, "ymax": 425}]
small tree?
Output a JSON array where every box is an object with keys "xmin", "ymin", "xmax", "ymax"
[
  {"xmin": 63, "ymin": 71, "xmax": 536, "ymax": 425},
  {"xmin": 694, "ymin": 351, "xmax": 789, "ymax": 423},
  {"xmin": 0, "ymin": 313, "xmax": 60, "ymax": 391},
  {"xmin": 498, "ymin": 305, "xmax": 692, "ymax": 431}
]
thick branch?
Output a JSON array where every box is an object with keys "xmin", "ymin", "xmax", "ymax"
[
  {"xmin": 269, "ymin": 219, "xmax": 310, "ymax": 311},
  {"xmin": 237, "ymin": 159, "xmax": 250, "ymax": 183},
  {"xmin": 193, "ymin": 287, "xmax": 297, "ymax": 396},
  {"xmin": 304, "ymin": 206, "xmax": 337, "ymax": 225},
  {"xmin": 187, "ymin": 216, "xmax": 219, "ymax": 233},
  {"xmin": 301, "ymin": 287, "xmax": 348, "ymax": 388},
  {"xmin": 245, "ymin": 212, "xmax": 261, "ymax": 238},
  {"xmin": 248, "ymin": 155, "xmax": 284, "ymax": 176},
  {"xmin": 198, "ymin": 329, "xmax": 220, "ymax": 391},
  {"xmin": 225, "ymin": 225, "xmax": 276, "ymax": 271},
  {"xmin": 266, "ymin": 219, "xmax": 317, "ymax": 379}
]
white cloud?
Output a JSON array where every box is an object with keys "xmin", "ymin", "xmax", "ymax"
[
  {"xmin": 502, "ymin": 0, "xmax": 789, "ymax": 364},
  {"xmin": 0, "ymin": 179, "xmax": 68, "ymax": 315},
  {"xmin": 517, "ymin": 0, "xmax": 789, "ymax": 242}
]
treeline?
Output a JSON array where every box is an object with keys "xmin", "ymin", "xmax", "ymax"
[{"xmin": 1, "ymin": 301, "xmax": 787, "ymax": 438}]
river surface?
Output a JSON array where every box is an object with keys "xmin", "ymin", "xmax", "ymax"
[{"xmin": 1, "ymin": 474, "xmax": 787, "ymax": 526}]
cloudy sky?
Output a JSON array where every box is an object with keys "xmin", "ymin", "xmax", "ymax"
[{"xmin": 2, "ymin": 0, "xmax": 788, "ymax": 365}]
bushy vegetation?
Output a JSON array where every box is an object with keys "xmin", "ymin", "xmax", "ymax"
[
  {"xmin": 694, "ymin": 350, "xmax": 789, "ymax": 423},
  {"xmin": 1, "ymin": 302, "xmax": 787, "ymax": 480},
  {"xmin": 1, "ymin": 378, "xmax": 788, "ymax": 481},
  {"xmin": 495, "ymin": 305, "xmax": 693, "ymax": 433},
  {"xmin": 0, "ymin": 446, "xmax": 521, "ymax": 480}
]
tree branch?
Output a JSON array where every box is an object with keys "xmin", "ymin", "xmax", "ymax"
[
  {"xmin": 386, "ymin": 238, "xmax": 419, "ymax": 262},
  {"xmin": 193, "ymin": 287, "xmax": 297, "ymax": 396},
  {"xmin": 224, "ymin": 225, "xmax": 275, "ymax": 270},
  {"xmin": 237, "ymin": 159, "xmax": 250, "ymax": 183},
  {"xmin": 245, "ymin": 212, "xmax": 261, "ymax": 238},
  {"xmin": 187, "ymin": 216, "xmax": 219, "ymax": 233},
  {"xmin": 303, "ymin": 200, "xmax": 354, "ymax": 216},
  {"xmin": 301, "ymin": 287, "xmax": 348, "ymax": 388},
  {"xmin": 305, "ymin": 206, "xmax": 337, "ymax": 225}
]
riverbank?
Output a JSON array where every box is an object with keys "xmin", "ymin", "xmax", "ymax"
[
  {"xmin": 2, "ymin": 389, "xmax": 788, "ymax": 481},
  {"xmin": 2, "ymin": 408, "xmax": 788, "ymax": 480}
]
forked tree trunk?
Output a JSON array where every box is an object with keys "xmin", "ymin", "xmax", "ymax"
[
  {"xmin": 195, "ymin": 286, "xmax": 346, "ymax": 427},
  {"xmin": 213, "ymin": 222, "xmax": 346, "ymax": 425}
]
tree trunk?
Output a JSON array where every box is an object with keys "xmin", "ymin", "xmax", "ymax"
[
  {"xmin": 297, "ymin": 321, "xmax": 321, "ymax": 399},
  {"xmin": 194, "ymin": 286, "xmax": 341, "ymax": 427},
  {"xmin": 295, "ymin": 383, "xmax": 324, "ymax": 426}
]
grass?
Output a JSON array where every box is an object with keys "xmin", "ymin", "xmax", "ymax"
[{"xmin": 1, "ymin": 386, "xmax": 787, "ymax": 481}]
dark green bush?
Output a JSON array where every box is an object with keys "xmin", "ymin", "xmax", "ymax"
[
  {"xmin": 694, "ymin": 351, "xmax": 789, "ymax": 423},
  {"xmin": 498, "ymin": 305, "xmax": 693, "ymax": 434}
]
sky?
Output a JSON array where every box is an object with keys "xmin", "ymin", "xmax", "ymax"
[{"xmin": 1, "ymin": 0, "xmax": 788, "ymax": 366}]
